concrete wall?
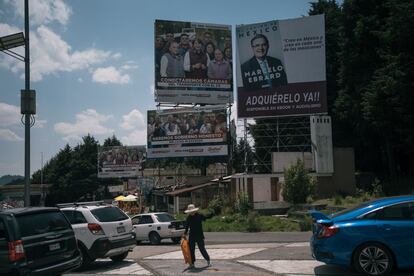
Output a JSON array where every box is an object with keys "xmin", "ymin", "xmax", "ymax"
[{"xmin": 272, "ymin": 152, "xmax": 313, "ymax": 173}]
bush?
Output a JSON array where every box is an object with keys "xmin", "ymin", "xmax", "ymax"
[
  {"xmin": 282, "ymin": 159, "xmax": 314, "ymax": 204},
  {"xmin": 207, "ymin": 195, "xmax": 226, "ymax": 216},
  {"xmin": 299, "ymin": 215, "xmax": 313, "ymax": 231},
  {"xmin": 246, "ymin": 212, "xmax": 260, "ymax": 232},
  {"xmin": 235, "ymin": 192, "xmax": 251, "ymax": 215}
]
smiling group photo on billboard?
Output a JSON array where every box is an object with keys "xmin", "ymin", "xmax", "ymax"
[
  {"xmin": 98, "ymin": 146, "xmax": 146, "ymax": 178},
  {"xmin": 236, "ymin": 14, "xmax": 327, "ymax": 118},
  {"xmin": 147, "ymin": 107, "xmax": 228, "ymax": 158},
  {"xmin": 155, "ymin": 20, "xmax": 233, "ymax": 105}
]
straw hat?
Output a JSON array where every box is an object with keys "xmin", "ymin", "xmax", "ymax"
[{"xmin": 184, "ymin": 204, "xmax": 199, "ymax": 214}]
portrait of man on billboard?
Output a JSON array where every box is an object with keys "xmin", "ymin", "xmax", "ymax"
[{"xmin": 241, "ymin": 34, "xmax": 287, "ymax": 90}]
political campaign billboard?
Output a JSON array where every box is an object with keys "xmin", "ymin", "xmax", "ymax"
[
  {"xmin": 98, "ymin": 146, "xmax": 145, "ymax": 178},
  {"xmin": 147, "ymin": 106, "xmax": 228, "ymax": 158},
  {"xmin": 236, "ymin": 14, "xmax": 327, "ymax": 118},
  {"xmin": 155, "ymin": 19, "xmax": 233, "ymax": 104}
]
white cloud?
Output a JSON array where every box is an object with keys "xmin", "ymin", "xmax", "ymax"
[
  {"xmin": 112, "ymin": 53, "xmax": 122, "ymax": 59},
  {"xmin": 33, "ymin": 118, "xmax": 47, "ymax": 128},
  {"xmin": 92, "ymin": 66, "xmax": 130, "ymax": 84},
  {"xmin": 30, "ymin": 25, "xmax": 113, "ymax": 81},
  {"xmin": 0, "ymin": 24, "xmax": 115, "ymax": 81},
  {"xmin": 10, "ymin": 0, "xmax": 72, "ymax": 26},
  {"xmin": 121, "ymin": 64, "xmax": 139, "ymax": 70},
  {"xmin": 0, "ymin": 129, "xmax": 23, "ymax": 142},
  {"xmin": 120, "ymin": 109, "xmax": 145, "ymax": 130},
  {"xmin": 0, "ymin": 102, "xmax": 20, "ymax": 127},
  {"xmin": 54, "ymin": 109, "xmax": 113, "ymax": 141},
  {"xmin": 121, "ymin": 130, "xmax": 147, "ymax": 146}
]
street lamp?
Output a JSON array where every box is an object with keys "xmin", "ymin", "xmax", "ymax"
[{"xmin": 0, "ymin": 0, "xmax": 34, "ymax": 207}]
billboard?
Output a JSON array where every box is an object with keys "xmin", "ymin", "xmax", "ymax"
[
  {"xmin": 155, "ymin": 19, "xmax": 233, "ymax": 104},
  {"xmin": 98, "ymin": 146, "xmax": 145, "ymax": 178},
  {"xmin": 236, "ymin": 14, "xmax": 327, "ymax": 118},
  {"xmin": 147, "ymin": 106, "xmax": 228, "ymax": 158}
]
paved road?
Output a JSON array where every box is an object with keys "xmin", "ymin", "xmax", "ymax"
[{"xmin": 66, "ymin": 232, "xmax": 414, "ymax": 276}]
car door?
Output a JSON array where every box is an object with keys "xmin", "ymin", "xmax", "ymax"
[
  {"xmin": 133, "ymin": 215, "xmax": 154, "ymax": 241},
  {"xmin": 376, "ymin": 201, "xmax": 414, "ymax": 267},
  {"xmin": 0, "ymin": 217, "xmax": 9, "ymax": 268}
]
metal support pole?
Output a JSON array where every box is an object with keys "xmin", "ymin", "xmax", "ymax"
[
  {"xmin": 243, "ymin": 118, "xmax": 247, "ymax": 173},
  {"xmin": 24, "ymin": 0, "xmax": 31, "ymax": 207},
  {"xmin": 227, "ymin": 104, "xmax": 232, "ymax": 175},
  {"xmin": 276, "ymin": 117, "xmax": 280, "ymax": 152}
]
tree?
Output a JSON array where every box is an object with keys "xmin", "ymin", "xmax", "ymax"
[
  {"xmin": 282, "ymin": 159, "xmax": 313, "ymax": 204},
  {"xmin": 103, "ymin": 135, "xmax": 122, "ymax": 147},
  {"xmin": 232, "ymin": 138, "xmax": 255, "ymax": 173}
]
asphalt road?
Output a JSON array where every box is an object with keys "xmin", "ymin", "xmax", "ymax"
[{"xmin": 66, "ymin": 232, "xmax": 414, "ymax": 276}]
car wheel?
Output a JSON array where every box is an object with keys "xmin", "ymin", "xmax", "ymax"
[
  {"xmin": 353, "ymin": 243, "xmax": 394, "ymax": 276},
  {"xmin": 171, "ymin": 237, "xmax": 181, "ymax": 244},
  {"xmin": 78, "ymin": 246, "xmax": 93, "ymax": 270},
  {"xmin": 110, "ymin": 251, "xmax": 129, "ymax": 262},
  {"xmin": 149, "ymin": 232, "xmax": 161, "ymax": 245}
]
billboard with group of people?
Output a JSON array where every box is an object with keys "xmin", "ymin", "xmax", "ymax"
[
  {"xmin": 147, "ymin": 106, "xmax": 228, "ymax": 158},
  {"xmin": 155, "ymin": 20, "xmax": 233, "ymax": 105},
  {"xmin": 98, "ymin": 146, "xmax": 146, "ymax": 178}
]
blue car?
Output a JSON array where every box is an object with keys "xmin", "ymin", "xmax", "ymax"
[{"xmin": 310, "ymin": 195, "xmax": 414, "ymax": 276}]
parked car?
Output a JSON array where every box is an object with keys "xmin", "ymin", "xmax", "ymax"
[
  {"xmin": 0, "ymin": 207, "xmax": 81, "ymax": 275},
  {"xmin": 58, "ymin": 201, "xmax": 136, "ymax": 268},
  {"xmin": 131, "ymin": 212, "xmax": 186, "ymax": 245},
  {"xmin": 310, "ymin": 195, "xmax": 414, "ymax": 276}
]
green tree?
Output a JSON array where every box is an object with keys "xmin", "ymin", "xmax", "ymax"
[{"xmin": 282, "ymin": 159, "xmax": 313, "ymax": 204}]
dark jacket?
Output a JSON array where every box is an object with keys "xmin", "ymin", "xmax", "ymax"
[
  {"xmin": 184, "ymin": 213, "xmax": 209, "ymax": 240},
  {"xmin": 241, "ymin": 56, "xmax": 287, "ymax": 90}
]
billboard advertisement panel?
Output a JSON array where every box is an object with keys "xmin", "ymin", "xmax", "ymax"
[
  {"xmin": 147, "ymin": 106, "xmax": 228, "ymax": 158},
  {"xmin": 236, "ymin": 14, "xmax": 327, "ymax": 118},
  {"xmin": 155, "ymin": 19, "xmax": 233, "ymax": 104},
  {"xmin": 98, "ymin": 146, "xmax": 145, "ymax": 178}
]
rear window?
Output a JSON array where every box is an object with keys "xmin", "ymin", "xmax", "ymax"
[
  {"xmin": 17, "ymin": 211, "xmax": 72, "ymax": 237},
  {"xmin": 91, "ymin": 207, "xmax": 128, "ymax": 222},
  {"xmin": 155, "ymin": 213, "xmax": 175, "ymax": 222}
]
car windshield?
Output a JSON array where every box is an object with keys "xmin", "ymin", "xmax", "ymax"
[
  {"xmin": 155, "ymin": 213, "xmax": 175, "ymax": 222},
  {"xmin": 91, "ymin": 206, "xmax": 129, "ymax": 222},
  {"xmin": 17, "ymin": 211, "xmax": 71, "ymax": 236}
]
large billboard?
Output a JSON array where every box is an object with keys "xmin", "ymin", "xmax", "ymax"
[
  {"xmin": 155, "ymin": 19, "xmax": 233, "ymax": 105},
  {"xmin": 98, "ymin": 146, "xmax": 145, "ymax": 178},
  {"xmin": 236, "ymin": 14, "xmax": 327, "ymax": 118},
  {"xmin": 147, "ymin": 106, "xmax": 228, "ymax": 158}
]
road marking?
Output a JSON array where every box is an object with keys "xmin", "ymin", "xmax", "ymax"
[
  {"xmin": 284, "ymin": 242, "xmax": 310, "ymax": 247},
  {"xmin": 145, "ymin": 248, "xmax": 266, "ymax": 260},
  {"xmin": 238, "ymin": 260, "xmax": 356, "ymax": 275},
  {"xmin": 83, "ymin": 259, "xmax": 152, "ymax": 275}
]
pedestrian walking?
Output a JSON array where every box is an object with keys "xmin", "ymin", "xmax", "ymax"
[{"xmin": 183, "ymin": 204, "xmax": 211, "ymax": 269}]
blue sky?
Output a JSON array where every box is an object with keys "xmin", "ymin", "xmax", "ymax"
[{"xmin": 0, "ymin": 0, "xmax": 313, "ymax": 176}]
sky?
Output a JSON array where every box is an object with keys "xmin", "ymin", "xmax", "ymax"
[{"xmin": 0, "ymin": 0, "xmax": 314, "ymax": 177}]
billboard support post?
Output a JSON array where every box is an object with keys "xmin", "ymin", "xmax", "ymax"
[{"xmin": 244, "ymin": 118, "xmax": 248, "ymax": 174}]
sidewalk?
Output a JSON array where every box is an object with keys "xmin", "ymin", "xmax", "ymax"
[{"xmin": 204, "ymin": 231, "xmax": 312, "ymax": 244}]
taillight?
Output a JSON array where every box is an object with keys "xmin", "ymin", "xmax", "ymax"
[
  {"xmin": 317, "ymin": 224, "xmax": 339, "ymax": 239},
  {"xmin": 8, "ymin": 240, "xmax": 25, "ymax": 262},
  {"xmin": 88, "ymin": 223, "xmax": 105, "ymax": 235}
]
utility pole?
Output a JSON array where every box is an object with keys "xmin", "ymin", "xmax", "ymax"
[{"xmin": 23, "ymin": 0, "xmax": 32, "ymax": 207}]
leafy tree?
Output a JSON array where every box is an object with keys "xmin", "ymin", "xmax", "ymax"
[
  {"xmin": 103, "ymin": 135, "xmax": 122, "ymax": 147},
  {"xmin": 282, "ymin": 159, "xmax": 314, "ymax": 204},
  {"xmin": 232, "ymin": 138, "xmax": 255, "ymax": 173}
]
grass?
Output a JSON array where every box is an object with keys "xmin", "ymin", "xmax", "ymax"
[{"xmin": 173, "ymin": 194, "xmax": 383, "ymax": 233}]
